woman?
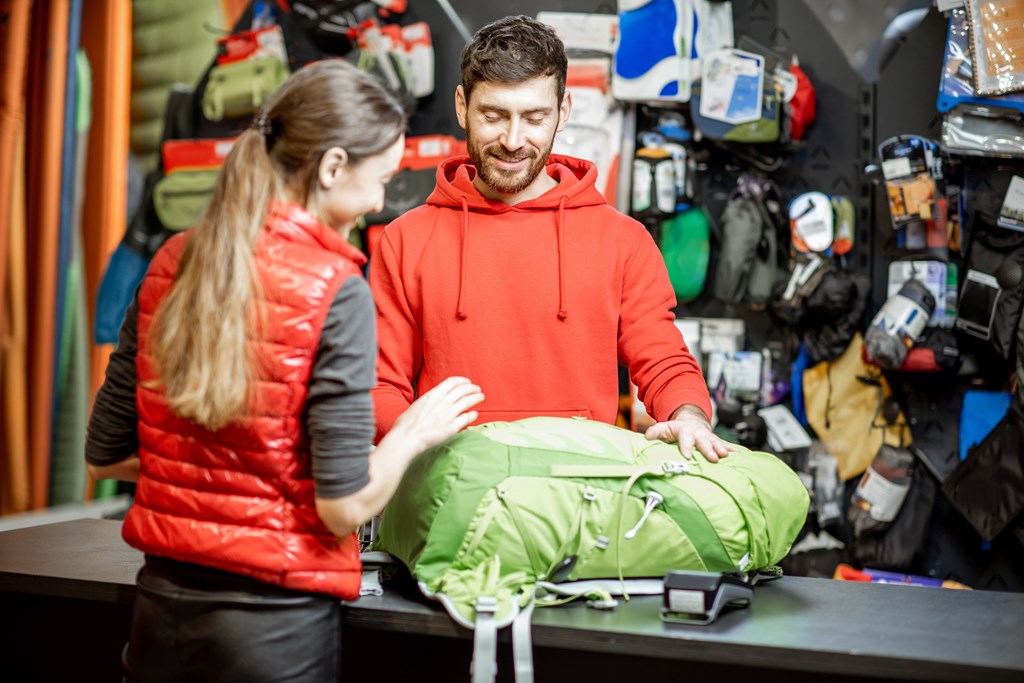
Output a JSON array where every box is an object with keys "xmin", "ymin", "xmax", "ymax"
[{"xmin": 85, "ymin": 60, "xmax": 483, "ymax": 682}]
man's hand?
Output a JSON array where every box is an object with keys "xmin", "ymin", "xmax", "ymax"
[{"xmin": 644, "ymin": 404, "xmax": 735, "ymax": 462}]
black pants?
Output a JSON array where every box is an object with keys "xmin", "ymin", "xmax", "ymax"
[{"xmin": 123, "ymin": 556, "xmax": 342, "ymax": 682}]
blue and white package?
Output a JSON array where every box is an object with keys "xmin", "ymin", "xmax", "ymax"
[{"xmin": 613, "ymin": 0, "xmax": 691, "ymax": 101}]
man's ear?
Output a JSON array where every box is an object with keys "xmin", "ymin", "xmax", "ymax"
[
  {"xmin": 317, "ymin": 146, "xmax": 349, "ymax": 190},
  {"xmin": 455, "ymin": 85, "xmax": 468, "ymax": 130},
  {"xmin": 555, "ymin": 89, "xmax": 573, "ymax": 134}
]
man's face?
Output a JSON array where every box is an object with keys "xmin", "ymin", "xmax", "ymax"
[{"xmin": 456, "ymin": 76, "xmax": 571, "ymax": 201}]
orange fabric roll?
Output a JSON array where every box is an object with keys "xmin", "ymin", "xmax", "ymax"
[
  {"xmin": 1, "ymin": 124, "xmax": 31, "ymax": 514},
  {"xmin": 0, "ymin": 0, "xmax": 32, "ymax": 345},
  {"xmin": 26, "ymin": 0, "xmax": 70, "ymax": 509},
  {"xmin": 80, "ymin": 0, "xmax": 131, "ymax": 413}
]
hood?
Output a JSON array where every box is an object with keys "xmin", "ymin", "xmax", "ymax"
[
  {"xmin": 426, "ymin": 154, "xmax": 608, "ymax": 211},
  {"xmin": 425, "ymin": 154, "xmax": 608, "ymax": 322}
]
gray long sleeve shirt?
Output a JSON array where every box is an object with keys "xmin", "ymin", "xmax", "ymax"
[{"xmin": 85, "ymin": 277, "xmax": 376, "ymax": 499}]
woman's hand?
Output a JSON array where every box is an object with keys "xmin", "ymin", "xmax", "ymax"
[
  {"xmin": 392, "ymin": 376, "xmax": 485, "ymax": 453},
  {"xmin": 316, "ymin": 377, "xmax": 483, "ymax": 533}
]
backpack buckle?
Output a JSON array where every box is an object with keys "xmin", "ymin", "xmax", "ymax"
[
  {"xmin": 662, "ymin": 461, "xmax": 691, "ymax": 474},
  {"xmin": 475, "ymin": 596, "xmax": 498, "ymax": 615}
]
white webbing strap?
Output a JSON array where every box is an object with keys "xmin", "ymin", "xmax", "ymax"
[
  {"xmin": 358, "ymin": 567, "xmax": 383, "ymax": 597},
  {"xmin": 549, "ymin": 464, "xmax": 664, "ymax": 478},
  {"xmin": 511, "ymin": 593, "xmax": 536, "ymax": 683},
  {"xmin": 471, "ymin": 596, "xmax": 499, "ymax": 683},
  {"xmin": 537, "ymin": 578, "xmax": 664, "ymax": 598}
]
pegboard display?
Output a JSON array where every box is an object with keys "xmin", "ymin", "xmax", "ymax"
[{"xmin": 393, "ymin": 0, "xmax": 1024, "ymax": 590}]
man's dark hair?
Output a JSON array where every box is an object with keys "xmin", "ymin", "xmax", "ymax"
[{"xmin": 460, "ymin": 15, "xmax": 568, "ymax": 105}]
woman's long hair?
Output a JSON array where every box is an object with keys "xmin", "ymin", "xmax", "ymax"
[{"xmin": 147, "ymin": 60, "xmax": 406, "ymax": 430}]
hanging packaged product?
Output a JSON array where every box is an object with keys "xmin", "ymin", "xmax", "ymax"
[
  {"xmin": 942, "ymin": 104, "xmax": 1024, "ymax": 158},
  {"xmin": 215, "ymin": 23, "xmax": 288, "ymax": 66},
  {"xmin": 830, "ymin": 196, "xmax": 855, "ymax": 257},
  {"xmin": 350, "ymin": 19, "xmax": 408, "ymax": 95},
  {"xmin": 690, "ymin": 67, "xmax": 782, "ymax": 144},
  {"xmin": 654, "ymin": 137, "xmax": 690, "ymax": 210},
  {"xmin": 706, "ymin": 351, "xmax": 764, "ymax": 406},
  {"xmin": 864, "ymin": 279, "xmax": 936, "ymax": 370},
  {"xmin": 877, "ymin": 135, "xmax": 942, "ymax": 228},
  {"xmin": 808, "ymin": 443, "xmax": 842, "ymax": 527},
  {"xmin": 636, "ymin": 109, "xmax": 694, "ymax": 205},
  {"xmin": 886, "ymin": 260, "xmax": 957, "ymax": 328},
  {"xmin": 631, "ymin": 146, "xmax": 676, "ymax": 217},
  {"xmin": 937, "ymin": 8, "xmax": 1024, "ymax": 114},
  {"xmin": 849, "ymin": 445, "xmax": 915, "ymax": 536},
  {"xmin": 964, "ymin": 0, "xmax": 1024, "ymax": 97},
  {"xmin": 379, "ymin": 21, "xmax": 435, "ymax": 98},
  {"xmin": 698, "ymin": 48, "xmax": 765, "ymax": 125},
  {"xmin": 998, "ymin": 175, "xmax": 1024, "ymax": 231},
  {"xmin": 788, "ymin": 191, "xmax": 834, "ymax": 253},
  {"xmin": 613, "ymin": 0, "xmax": 692, "ymax": 102}
]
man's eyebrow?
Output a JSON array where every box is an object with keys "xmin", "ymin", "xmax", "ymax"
[{"xmin": 477, "ymin": 104, "xmax": 553, "ymax": 116}]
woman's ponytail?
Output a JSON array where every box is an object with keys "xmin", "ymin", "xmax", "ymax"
[{"xmin": 146, "ymin": 127, "xmax": 281, "ymax": 430}]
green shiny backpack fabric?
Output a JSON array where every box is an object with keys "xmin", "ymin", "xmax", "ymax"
[{"xmin": 374, "ymin": 417, "xmax": 809, "ymax": 629}]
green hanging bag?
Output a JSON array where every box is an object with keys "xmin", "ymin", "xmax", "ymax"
[
  {"xmin": 202, "ymin": 55, "xmax": 289, "ymax": 121},
  {"xmin": 152, "ymin": 169, "xmax": 220, "ymax": 232},
  {"xmin": 660, "ymin": 207, "xmax": 711, "ymax": 303}
]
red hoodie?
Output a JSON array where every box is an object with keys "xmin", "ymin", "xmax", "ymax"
[{"xmin": 370, "ymin": 154, "xmax": 710, "ymax": 439}]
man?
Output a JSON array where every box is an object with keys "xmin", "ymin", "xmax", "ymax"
[{"xmin": 370, "ymin": 15, "xmax": 731, "ymax": 461}]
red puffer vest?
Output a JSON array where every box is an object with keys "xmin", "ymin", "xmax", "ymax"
[{"xmin": 122, "ymin": 201, "xmax": 367, "ymax": 600}]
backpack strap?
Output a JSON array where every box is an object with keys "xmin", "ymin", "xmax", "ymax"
[
  {"xmin": 470, "ymin": 593, "xmax": 537, "ymax": 683},
  {"xmin": 471, "ymin": 596, "xmax": 499, "ymax": 683},
  {"xmin": 537, "ymin": 578, "xmax": 664, "ymax": 600},
  {"xmin": 511, "ymin": 592, "xmax": 537, "ymax": 683}
]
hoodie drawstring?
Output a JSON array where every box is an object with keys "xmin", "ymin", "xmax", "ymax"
[
  {"xmin": 455, "ymin": 195, "xmax": 568, "ymax": 322},
  {"xmin": 456, "ymin": 197, "xmax": 469, "ymax": 320},
  {"xmin": 557, "ymin": 197, "xmax": 567, "ymax": 321}
]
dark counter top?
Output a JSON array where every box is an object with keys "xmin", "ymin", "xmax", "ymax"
[{"xmin": 2, "ymin": 518, "xmax": 1022, "ymax": 682}]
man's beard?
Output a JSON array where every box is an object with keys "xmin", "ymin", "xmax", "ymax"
[{"xmin": 466, "ymin": 123, "xmax": 554, "ymax": 195}]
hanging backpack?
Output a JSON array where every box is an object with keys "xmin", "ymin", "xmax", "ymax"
[
  {"xmin": 659, "ymin": 206, "xmax": 710, "ymax": 304},
  {"xmin": 373, "ymin": 416, "xmax": 809, "ymax": 682}
]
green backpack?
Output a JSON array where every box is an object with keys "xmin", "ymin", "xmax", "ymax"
[
  {"xmin": 660, "ymin": 207, "xmax": 711, "ymax": 304},
  {"xmin": 373, "ymin": 417, "xmax": 809, "ymax": 681}
]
